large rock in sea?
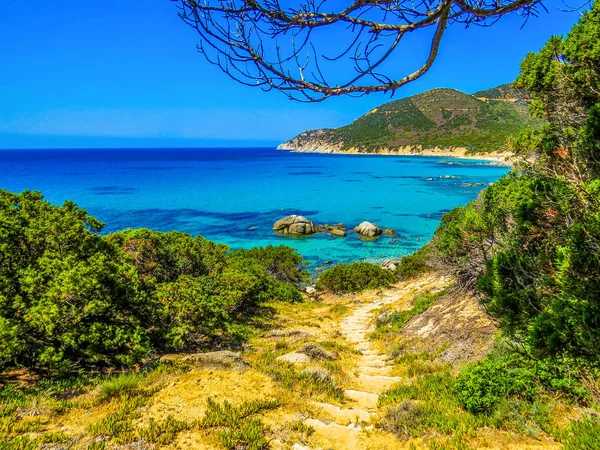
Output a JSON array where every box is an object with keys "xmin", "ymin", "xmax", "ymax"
[
  {"xmin": 273, "ymin": 215, "xmax": 318, "ymax": 235},
  {"xmin": 354, "ymin": 221, "xmax": 383, "ymax": 237}
]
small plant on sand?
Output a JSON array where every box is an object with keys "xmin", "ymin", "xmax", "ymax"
[
  {"xmin": 197, "ymin": 398, "xmax": 279, "ymax": 450},
  {"xmin": 98, "ymin": 373, "xmax": 143, "ymax": 401},
  {"xmin": 373, "ymin": 291, "xmax": 446, "ymax": 338},
  {"xmin": 252, "ymin": 352, "xmax": 345, "ymax": 401},
  {"xmin": 137, "ymin": 415, "xmax": 192, "ymax": 445}
]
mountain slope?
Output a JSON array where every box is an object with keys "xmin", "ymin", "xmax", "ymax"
[{"xmin": 279, "ymin": 86, "xmax": 540, "ymax": 154}]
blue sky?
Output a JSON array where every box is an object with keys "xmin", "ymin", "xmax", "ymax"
[{"xmin": 0, "ymin": 0, "xmax": 584, "ymax": 149}]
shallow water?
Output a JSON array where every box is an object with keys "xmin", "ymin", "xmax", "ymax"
[{"xmin": 0, "ymin": 148, "xmax": 508, "ymax": 270}]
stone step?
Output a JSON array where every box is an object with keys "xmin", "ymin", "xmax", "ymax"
[
  {"xmin": 359, "ymin": 366, "xmax": 392, "ymax": 376},
  {"xmin": 359, "ymin": 359, "xmax": 387, "ymax": 367},
  {"xmin": 291, "ymin": 444, "xmax": 312, "ymax": 450},
  {"xmin": 303, "ymin": 418, "xmax": 363, "ymax": 439},
  {"xmin": 344, "ymin": 389, "xmax": 379, "ymax": 409},
  {"xmin": 352, "ymin": 374, "xmax": 402, "ymax": 392},
  {"xmin": 355, "ymin": 342, "xmax": 372, "ymax": 351},
  {"xmin": 313, "ymin": 402, "xmax": 373, "ymax": 425}
]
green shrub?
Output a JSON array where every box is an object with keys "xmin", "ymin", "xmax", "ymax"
[
  {"xmin": 454, "ymin": 353, "xmax": 535, "ymax": 414},
  {"xmin": 107, "ymin": 228, "xmax": 229, "ymax": 283},
  {"xmin": 395, "ymin": 246, "xmax": 432, "ymax": 280},
  {"xmin": 0, "ymin": 190, "xmax": 154, "ymax": 373},
  {"xmin": 0, "ymin": 190, "xmax": 306, "ymax": 373},
  {"xmin": 316, "ymin": 262, "xmax": 395, "ymax": 294},
  {"xmin": 562, "ymin": 416, "xmax": 600, "ymax": 450},
  {"xmin": 228, "ymin": 245, "xmax": 309, "ymax": 285},
  {"xmin": 99, "ymin": 374, "xmax": 142, "ymax": 400}
]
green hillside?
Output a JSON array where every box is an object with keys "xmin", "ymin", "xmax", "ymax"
[{"xmin": 282, "ymin": 86, "xmax": 541, "ymax": 153}]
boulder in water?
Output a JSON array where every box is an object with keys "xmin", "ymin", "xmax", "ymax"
[
  {"xmin": 273, "ymin": 215, "xmax": 318, "ymax": 235},
  {"xmin": 354, "ymin": 221, "xmax": 383, "ymax": 237}
]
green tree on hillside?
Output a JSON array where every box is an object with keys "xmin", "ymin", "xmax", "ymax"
[{"xmin": 433, "ymin": 1, "xmax": 600, "ymax": 363}]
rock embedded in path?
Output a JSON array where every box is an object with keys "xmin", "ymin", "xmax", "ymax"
[
  {"xmin": 299, "ymin": 343, "xmax": 340, "ymax": 361},
  {"xmin": 160, "ymin": 350, "xmax": 247, "ymax": 371},
  {"xmin": 354, "ymin": 221, "xmax": 383, "ymax": 237},
  {"xmin": 273, "ymin": 215, "xmax": 319, "ymax": 235},
  {"xmin": 277, "ymin": 352, "xmax": 312, "ymax": 364}
]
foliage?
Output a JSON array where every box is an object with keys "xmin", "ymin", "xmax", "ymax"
[
  {"xmin": 0, "ymin": 190, "xmax": 306, "ymax": 373},
  {"xmin": 562, "ymin": 416, "xmax": 600, "ymax": 450},
  {"xmin": 0, "ymin": 190, "xmax": 153, "ymax": 373},
  {"xmin": 107, "ymin": 228, "xmax": 228, "ymax": 283},
  {"xmin": 454, "ymin": 354, "xmax": 534, "ymax": 414},
  {"xmin": 454, "ymin": 348, "xmax": 590, "ymax": 414},
  {"xmin": 394, "ymin": 246, "xmax": 433, "ymax": 280},
  {"xmin": 316, "ymin": 262, "xmax": 396, "ymax": 294},
  {"xmin": 374, "ymin": 291, "xmax": 446, "ymax": 338},
  {"xmin": 432, "ymin": 1, "xmax": 600, "ymax": 366},
  {"xmin": 284, "ymin": 87, "xmax": 542, "ymax": 153},
  {"xmin": 228, "ymin": 245, "xmax": 309, "ymax": 285}
]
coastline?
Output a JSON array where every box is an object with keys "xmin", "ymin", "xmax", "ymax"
[{"xmin": 277, "ymin": 143, "xmax": 513, "ymax": 166}]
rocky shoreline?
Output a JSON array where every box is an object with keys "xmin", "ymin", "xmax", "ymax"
[{"xmin": 276, "ymin": 143, "xmax": 513, "ymax": 166}]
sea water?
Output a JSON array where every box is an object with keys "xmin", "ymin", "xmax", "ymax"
[{"xmin": 0, "ymin": 148, "xmax": 508, "ymax": 270}]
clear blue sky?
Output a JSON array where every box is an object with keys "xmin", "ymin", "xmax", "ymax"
[{"xmin": 0, "ymin": 0, "xmax": 584, "ymax": 149}]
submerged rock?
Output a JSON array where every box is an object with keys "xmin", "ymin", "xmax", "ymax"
[
  {"xmin": 273, "ymin": 215, "xmax": 318, "ymax": 235},
  {"xmin": 354, "ymin": 221, "xmax": 383, "ymax": 237},
  {"xmin": 329, "ymin": 224, "xmax": 347, "ymax": 237},
  {"xmin": 383, "ymin": 228, "xmax": 397, "ymax": 236}
]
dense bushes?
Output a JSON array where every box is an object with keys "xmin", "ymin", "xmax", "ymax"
[
  {"xmin": 315, "ymin": 262, "xmax": 396, "ymax": 294},
  {"xmin": 0, "ymin": 190, "xmax": 306, "ymax": 373},
  {"xmin": 394, "ymin": 247, "xmax": 432, "ymax": 280},
  {"xmin": 432, "ymin": 2, "xmax": 600, "ymax": 366}
]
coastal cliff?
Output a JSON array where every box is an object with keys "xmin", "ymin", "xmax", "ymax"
[{"xmin": 278, "ymin": 84, "xmax": 539, "ymax": 160}]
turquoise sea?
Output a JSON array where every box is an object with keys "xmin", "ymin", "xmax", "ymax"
[{"xmin": 0, "ymin": 148, "xmax": 508, "ymax": 270}]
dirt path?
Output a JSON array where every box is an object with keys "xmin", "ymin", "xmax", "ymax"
[{"xmin": 295, "ymin": 276, "xmax": 448, "ymax": 449}]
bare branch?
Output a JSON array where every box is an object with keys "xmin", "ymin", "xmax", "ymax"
[{"xmin": 176, "ymin": 0, "xmax": 545, "ymax": 101}]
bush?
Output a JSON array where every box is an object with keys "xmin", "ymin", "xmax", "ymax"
[
  {"xmin": 0, "ymin": 190, "xmax": 306, "ymax": 373},
  {"xmin": 454, "ymin": 349, "xmax": 590, "ymax": 415},
  {"xmin": 454, "ymin": 353, "xmax": 535, "ymax": 414},
  {"xmin": 0, "ymin": 190, "xmax": 154, "ymax": 373},
  {"xmin": 228, "ymin": 245, "xmax": 309, "ymax": 285},
  {"xmin": 107, "ymin": 228, "xmax": 229, "ymax": 282},
  {"xmin": 395, "ymin": 246, "xmax": 432, "ymax": 280},
  {"xmin": 315, "ymin": 262, "xmax": 396, "ymax": 294}
]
